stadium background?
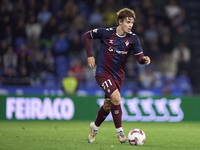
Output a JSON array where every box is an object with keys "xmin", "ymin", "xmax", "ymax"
[
  {"xmin": 1, "ymin": 2, "xmax": 200, "ymax": 150},
  {"xmin": 0, "ymin": 0, "xmax": 199, "ymax": 96},
  {"xmin": 0, "ymin": 0, "xmax": 200, "ymax": 122}
]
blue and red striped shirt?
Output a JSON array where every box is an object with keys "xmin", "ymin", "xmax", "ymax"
[{"xmin": 90, "ymin": 27, "xmax": 143, "ymax": 81}]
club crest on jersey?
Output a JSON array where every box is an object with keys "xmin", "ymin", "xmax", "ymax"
[
  {"xmin": 125, "ymin": 40, "xmax": 129, "ymax": 47},
  {"xmin": 93, "ymin": 29, "xmax": 97, "ymax": 33}
]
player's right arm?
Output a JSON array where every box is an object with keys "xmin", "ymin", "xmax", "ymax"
[
  {"xmin": 84, "ymin": 31, "xmax": 95, "ymax": 68},
  {"xmin": 84, "ymin": 28, "xmax": 104, "ymax": 69}
]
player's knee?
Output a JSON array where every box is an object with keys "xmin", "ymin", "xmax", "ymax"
[
  {"xmin": 112, "ymin": 98, "xmax": 121, "ymax": 105},
  {"xmin": 111, "ymin": 90, "xmax": 121, "ymax": 105}
]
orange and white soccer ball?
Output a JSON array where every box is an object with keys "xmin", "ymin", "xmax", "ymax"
[{"xmin": 128, "ymin": 129, "xmax": 146, "ymax": 146}]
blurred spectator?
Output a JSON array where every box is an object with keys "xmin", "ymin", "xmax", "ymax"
[
  {"xmin": 160, "ymin": 53, "xmax": 177, "ymax": 79},
  {"xmin": 41, "ymin": 17, "xmax": 57, "ymax": 40},
  {"xmin": 54, "ymin": 32, "xmax": 69, "ymax": 56},
  {"xmin": 144, "ymin": 24, "xmax": 159, "ymax": 43},
  {"xmin": 16, "ymin": 44, "xmax": 31, "ymax": 75},
  {"xmin": 133, "ymin": 7, "xmax": 146, "ymax": 25},
  {"xmin": 26, "ymin": 0, "xmax": 40, "ymax": 13},
  {"xmin": 26, "ymin": 33, "xmax": 40, "ymax": 52},
  {"xmin": 13, "ymin": 0, "xmax": 26, "ymax": 14},
  {"xmin": 70, "ymin": 59, "xmax": 84, "ymax": 82},
  {"xmin": 62, "ymin": 70, "xmax": 78, "ymax": 95},
  {"xmin": 13, "ymin": 19, "xmax": 27, "ymax": 41},
  {"xmin": 63, "ymin": 0, "xmax": 78, "ymax": 22},
  {"xmin": 1, "ymin": 66, "xmax": 17, "ymax": 85},
  {"xmin": 16, "ymin": 43, "xmax": 31, "ymax": 56},
  {"xmin": 68, "ymin": 32, "xmax": 83, "ymax": 56},
  {"xmin": 148, "ymin": 43, "xmax": 163, "ymax": 69},
  {"xmin": 176, "ymin": 71, "xmax": 192, "ymax": 95},
  {"xmin": 3, "ymin": 45, "xmax": 17, "ymax": 75},
  {"xmin": 89, "ymin": 7, "xmax": 104, "ymax": 27},
  {"xmin": 4, "ymin": 25, "xmax": 13, "ymax": 45},
  {"xmin": 162, "ymin": 85, "xmax": 171, "ymax": 96},
  {"xmin": 159, "ymin": 26, "xmax": 174, "ymax": 54},
  {"xmin": 43, "ymin": 49, "xmax": 56, "ymax": 74},
  {"xmin": 0, "ymin": 14, "xmax": 11, "ymax": 40},
  {"xmin": 138, "ymin": 67, "xmax": 155, "ymax": 89},
  {"xmin": 133, "ymin": 24, "xmax": 145, "ymax": 37},
  {"xmin": 73, "ymin": 14, "xmax": 87, "ymax": 31},
  {"xmin": 37, "ymin": 4, "xmax": 52, "ymax": 26},
  {"xmin": 0, "ymin": 40, "xmax": 8, "ymax": 57},
  {"xmin": 125, "ymin": 55, "xmax": 137, "ymax": 79},
  {"xmin": 165, "ymin": 0, "xmax": 181, "ymax": 19},
  {"xmin": 171, "ymin": 42, "xmax": 190, "ymax": 63},
  {"xmin": 172, "ymin": 26, "xmax": 189, "ymax": 46},
  {"xmin": 171, "ymin": 42, "xmax": 190, "ymax": 75},
  {"xmin": 140, "ymin": 0, "xmax": 153, "ymax": 19},
  {"xmin": 18, "ymin": 66, "xmax": 31, "ymax": 85},
  {"xmin": 102, "ymin": 6, "xmax": 116, "ymax": 27},
  {"xmin": 1, "ymin": 0, "xmax": 14, "ymax": 13},
  {"xmin": 25, "ymin": 10, "xmax": 42, "ymax": 39},
  {"xmin": 31, "ymin": 48, "xmax": 43, "ymax": 78}
]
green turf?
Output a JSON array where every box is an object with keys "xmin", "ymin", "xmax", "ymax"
[{"xmin": 0, "ymin": 121, "xmax": 200, "ymax": 150}]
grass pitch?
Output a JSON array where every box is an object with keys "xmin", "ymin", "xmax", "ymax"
[{"xmin": 0, "ymin": 121, "xmax": 200, "ymax": 150}]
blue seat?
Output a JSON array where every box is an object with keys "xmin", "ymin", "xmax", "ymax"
[{"xmin": 44, "ymin": 73, "xmax": 57, "ymax": 87}]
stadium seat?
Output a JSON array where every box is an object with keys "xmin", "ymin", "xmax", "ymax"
[
  {"xmin": 44, "ymin": 73, "xmax": 57, "ymax": 87},
  {"xmin": 55, "ymin": 56, "xmax": 69, "ymax": 77}
]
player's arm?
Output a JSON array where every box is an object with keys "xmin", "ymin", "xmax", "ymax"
[
  {"xmin": 135, "ymin": 53, "xmax": 151, "ymax": 65},
  {"xmin": 83, "ymin": 31, "xmax": 95, "ymax": 69},
  {"xmin": 132, "ymin": 35, "xmax": 151, "ymax": 65}
]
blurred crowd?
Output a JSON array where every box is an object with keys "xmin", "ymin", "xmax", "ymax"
[{"xmin": 0, "ymin": 0, "xmax": 192, "ymax": 95}]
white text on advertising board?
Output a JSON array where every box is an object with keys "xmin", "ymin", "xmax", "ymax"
[
  {"xmin": 6, "ymin": 97, "xmax": 74, "ymax": 120},
  {"xmin": 97, "ymin": 97, "xmax": 184, "ymax": 122}
]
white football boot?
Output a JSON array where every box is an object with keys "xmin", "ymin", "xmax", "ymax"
[{"xmin": 88, "ymin": 122, "xmax": 98, "ymax": 143}]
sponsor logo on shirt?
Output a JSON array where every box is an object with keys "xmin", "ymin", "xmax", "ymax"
[{"xmin": 108, "ymin": 47, "xmax": 128, "ymax": 54}]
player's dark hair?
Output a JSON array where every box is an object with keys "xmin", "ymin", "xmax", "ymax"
[{"xmin": 116, "ymin": 8, "xmax": 136, "ymax": 25}]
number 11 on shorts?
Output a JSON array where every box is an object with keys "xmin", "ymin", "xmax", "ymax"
[{"xmin": 102, "ymin": 79, "xmax": 112, "ymax": 90}]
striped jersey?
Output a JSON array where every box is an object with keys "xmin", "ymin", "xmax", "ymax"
[{"xmin": 90, "ymin": 27, "xmax": 143, "ymax": 81}]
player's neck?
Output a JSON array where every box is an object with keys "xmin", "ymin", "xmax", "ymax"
[{"xmin": 116, "ymin": 26, "xmax": 126, "ymax": 36}]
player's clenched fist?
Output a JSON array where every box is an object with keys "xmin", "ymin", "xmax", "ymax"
[{"xmin": 88, "ymin": 56, "xmax": 95, "ymax": 69}]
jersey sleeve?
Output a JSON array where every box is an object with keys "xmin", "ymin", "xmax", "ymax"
[
  {"xmin": 131, "ymin": 34, "xmax": 143, "ymax": 55},
  {"xmin": 90, "ymin": 28, "xmax": 105, "ymax": 40}
]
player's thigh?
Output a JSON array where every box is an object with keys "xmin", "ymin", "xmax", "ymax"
[{"xmin": 110, "ymin": 89, "xmax": 121, "ymax": 105}]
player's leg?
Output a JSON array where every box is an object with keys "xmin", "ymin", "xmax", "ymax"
[
  {"xmin": 110, "ymin": 90, "xmax": 128, "ymax": 143},
  {"xmin": 88, "ymin": 74, "xmax": 112, "ymax": 143},
  {"xmin": 95, "ymin": 99, "xmax": 111, "ymax": 126},
  {"xmin": 88, "ymin": 99, "xmax": 111, "ymax": 143}
]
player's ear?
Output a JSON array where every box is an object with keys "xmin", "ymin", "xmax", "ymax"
[{"xmin": 119, "ymin": 19, "xmax": 123, "ymax": 25}]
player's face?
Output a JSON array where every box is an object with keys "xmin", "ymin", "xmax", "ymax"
[{"xmin": 121, "ymin": 17, "xmax": 134, "ymax": 33}]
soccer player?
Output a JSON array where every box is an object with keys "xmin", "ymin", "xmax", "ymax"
[{"xmin": 84, "ymin": 8, "xmax": 151, "ymax": 143}]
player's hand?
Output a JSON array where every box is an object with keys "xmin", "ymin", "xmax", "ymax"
[
  {"xmin": 142, "ymin": 56, "xmax": 151, "ymax": 65},
  {"xmin": 88, "ymin": 56, "xmax": 95, "ymax": 69}
]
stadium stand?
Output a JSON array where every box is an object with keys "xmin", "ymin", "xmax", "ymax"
[{"xmin": 0, "ymin": 0, "xmax": 199, "ymax": 95}]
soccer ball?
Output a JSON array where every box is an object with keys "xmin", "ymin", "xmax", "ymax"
[{"xmin": 128, "ymin": 129, "xmax": 146, "ymax": 146}]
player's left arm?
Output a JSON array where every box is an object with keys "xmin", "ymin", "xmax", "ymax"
[
  {"xmin": 135, "ymin": 53, "xmax": 151, "ymax": 65},
  {"xmin": 132, "ymin": 34, "xmax": 151, "ymax": 65}
]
